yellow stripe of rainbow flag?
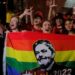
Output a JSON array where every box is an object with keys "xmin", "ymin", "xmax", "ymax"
[{"xmin": 6, "ymin": 47, "xmax": 37, "ymax": 62}]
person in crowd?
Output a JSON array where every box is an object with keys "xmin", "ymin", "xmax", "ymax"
[
  {"xmin": 22, "ymin": 40, "xmax": 75, "ymax": 75},
  {"xmin": 31, "ymin": 12, "xmax": 43, "ymax": 32},
  {"xmin": 63, "ymin": 19, "xmax": 74, "ymax": 35},
  {"xmin": 22, "ymin": 7, "xmax": 44, "ymax": 32},
  {"xmin": 6, "ymin": 16, "xmax": 21, "ymax": 32},
  {"xmin": 65, "ymin": 11, "xmax": 72, "ymax": 20},
  {"xmin": 26, "ymin": 9, "xmax": 43, "ymax": 32},
  {"xmin": 72, "ymin": 6, "xmax": 75, "ymax": 20},
  {"xmin": 0, "ymin": 20, "xmax": 5, "ymax": 75},
  {"xmin": 19, "ymin": 7, "xmax": 32, "ymax": 31},
  {"xmin": 17, "ymin": 7, "xmax": 43, "ymax": 32},
  {"xmin": 0, "ymin": 20, "xmax": 6, "ymax": 37},
  {"xmin": 68, "ymin": 19, "xmax": 75, "ymax": 35},
  {"xmin": 0, "ymin": 36, "xmax": 5, "ymax": 75},
  {"xmin": 9, "ymin": 16, "xmax": 19, "ymax": 32},
  {"xmin": 9, "ymin": 17, "xmax": 19, "ymax": 32},
  {"xmin": 6, "ymin": 17, "xmax": 21, "ymax": 75},
  {"xmin": 41, "ymin": 20, "xmax": 52, "ymax": 33},
  {"xmin": 52, "ymin": 17, "xmax": 64, "ymax": 34},
  {"xmin": 73, "ymin": 20, "xmax": 75, "ymax": 31},
  {"xmin": 6, "ymin": 8, "xmax": 32, "ymax": 32}
]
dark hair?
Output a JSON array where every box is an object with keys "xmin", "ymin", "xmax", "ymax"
[
  {"xmin": 65, "ymin": 18, "xmax": 73, "ymax": 22},
  {"xmin": 34, "ymin": 14, "xmax": 43, "ymax": 20},
  {"xmin": 33, "ymin": 40, "xmax": 55, "ymax": 58}
]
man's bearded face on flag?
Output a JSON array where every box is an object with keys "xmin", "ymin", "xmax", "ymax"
[{"xmin": 33, "ymin": 40, "xmax": 55, "ymax": 67}]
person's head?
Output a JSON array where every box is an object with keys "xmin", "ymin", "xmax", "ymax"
[
  {"xmin": 33, "ymin": 12, "xmax": 43, "ymax": 30},
  {"xmin": 73, "ymin": 6, "xmax": 75, "ymax": 15},
  {"xmin": 0, "ymin": 21, "xmax": 5, "ymax": 35},
  {"xmin": 55, "ymin": 18, "xmax": 62, "ymax": 25},
  {"xmin": 64, "ymin": 19, "xmax": 73, "ymax": 31},
  {"xmin": 55, "ymin": 17, "xmax": 64, "ymax": 29},
  {"xmin": 33, "ymin": 40, "xmax": 55, "ymax": 68},
  {"xmin": 42, "ymin": 20, "xmax": 52, "ymax": 33},
  {"xmin": 73, "ymin": 20, "xmax": 75, "ymax": 29},
  {"xmin": 53, "ymin": 17, "xmax": 64, "ymax": 34},
  {"xmin": 9, "ymin": 16, "xmax": 19, "ymax": 31}
]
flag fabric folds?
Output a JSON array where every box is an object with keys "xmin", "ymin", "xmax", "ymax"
[
  {"xmin": 7, "ymin": 65, "xmax": 20, "ymax": 75},
  {"xmin": 6, "ymin": 32, "xmax": 40, "ymax": 73},
  {"xmin": 6, "ymin": 32, "xmax": 75, "ymax": 73}
]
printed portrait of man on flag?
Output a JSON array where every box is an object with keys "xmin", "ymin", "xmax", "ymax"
[{"xmin": 22, "ymin": 40, "xmax": 75, "ymax": 75}]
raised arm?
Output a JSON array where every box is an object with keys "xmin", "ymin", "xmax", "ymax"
[
  {"xmin": 47, "ymin": 0, "xmax": 57, "ymax": 20},
  {"xmin": 19, "ymin": 7, "xmax": 33, "ymax": 25},
  {"xmin": 47, "ymin": 0, "xmax": 53, "ymax": 20},
  {"xmin": 19, "ymin": 8, "xmax": 30, "ymax": 19},
  {"xmin": 29, "ymin": 7, "xmax": 34, "ymax": 25}
]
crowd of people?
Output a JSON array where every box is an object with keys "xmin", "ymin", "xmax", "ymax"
[
  {"xmin": 3, "ymin": 8, "xmax": 74, "ymax": 35},
  {"xmin": 0, "ymin": 2, "xmax": 75, "ymax": 35},
  {"xmin": 0, "ymin": 0, "xmax": 75, "ymax": 75}
]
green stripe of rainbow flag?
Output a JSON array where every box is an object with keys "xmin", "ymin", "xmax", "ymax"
[{"xmin": 6, "ymin": 32, "xmax": 75, "ymax": 72}]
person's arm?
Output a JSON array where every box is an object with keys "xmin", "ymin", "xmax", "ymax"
[
  {"xmin": 19, "ymin": 8, "xmax": 30, "ymax": 24},
  {"xmin": 19, "ymin": 7, "xmax": 34, "ymax": 24},
  {"xmin": 29, "ymin": 7, "xmax": 34, "ymax": 25},
  {"xmin": 48, "ymin": 6, "xmax": 52, "ymax": 21},
  {"xmin": 19, "ymin": 9, "xmax": 29, "ymax": 19},
  {"xmin": 47, "ymin": 0, "xmax": 53, "ymax": 21},
  {"xmin": 48, "ymin": 0, "xmax": 57, "ymax": 20}
]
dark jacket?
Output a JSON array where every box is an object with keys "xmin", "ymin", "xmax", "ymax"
[{"xmin": 22, "ymin": 62, "xmax": 75, "ymax": 75}]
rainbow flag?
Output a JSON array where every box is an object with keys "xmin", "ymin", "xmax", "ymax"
[
  {"xmin": 6, "ymin": 32, "xmax": 75, "ymax": 73},
  {"xmin": 6, "ymin": 32, "xmax": 40, "ymax": 73}
]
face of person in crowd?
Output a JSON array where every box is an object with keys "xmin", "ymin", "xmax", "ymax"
[
  {"xmin": 65, "ymin": 20, "xmax": 73, "ymax": 31},
  {"xmin": 55, "ymin": 19, "xmax": 62, "ymax": 29},
  {"xmin": 73, "ymin": 6, "xmax": 75, "ymax": 15},
  {"xmin": 9, "ymin": 17, "xmax": 18, "ymax": 30},
  {"xmin": 55, "ymin": 18, "xmax": 63, "ymax": 33},
  {"xmin": 0, "ymin": 26, "xmax": 3, "ymax": 34},
  {"xmin": 34, "ymin": 40, "xmax": 55, "ymax": 67},
  {"xmin": 73, "ymin": 23, "xmax": 75, "ymax": 29},
  {"xmin": 33, "ymin": 17, "xmax": 42, "ymax": 30},
  {"xmin": 42, "ymin": 21, "xmax": 52, "ymax": 33}
]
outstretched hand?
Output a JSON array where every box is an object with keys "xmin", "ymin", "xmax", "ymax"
[
  {"xmin": 46, "ymin": 0, "xmax": 57, "ymax": 8},
  {"xmin": 23, "ymin": 7, "xmax": 33, "ymax": 16}
]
